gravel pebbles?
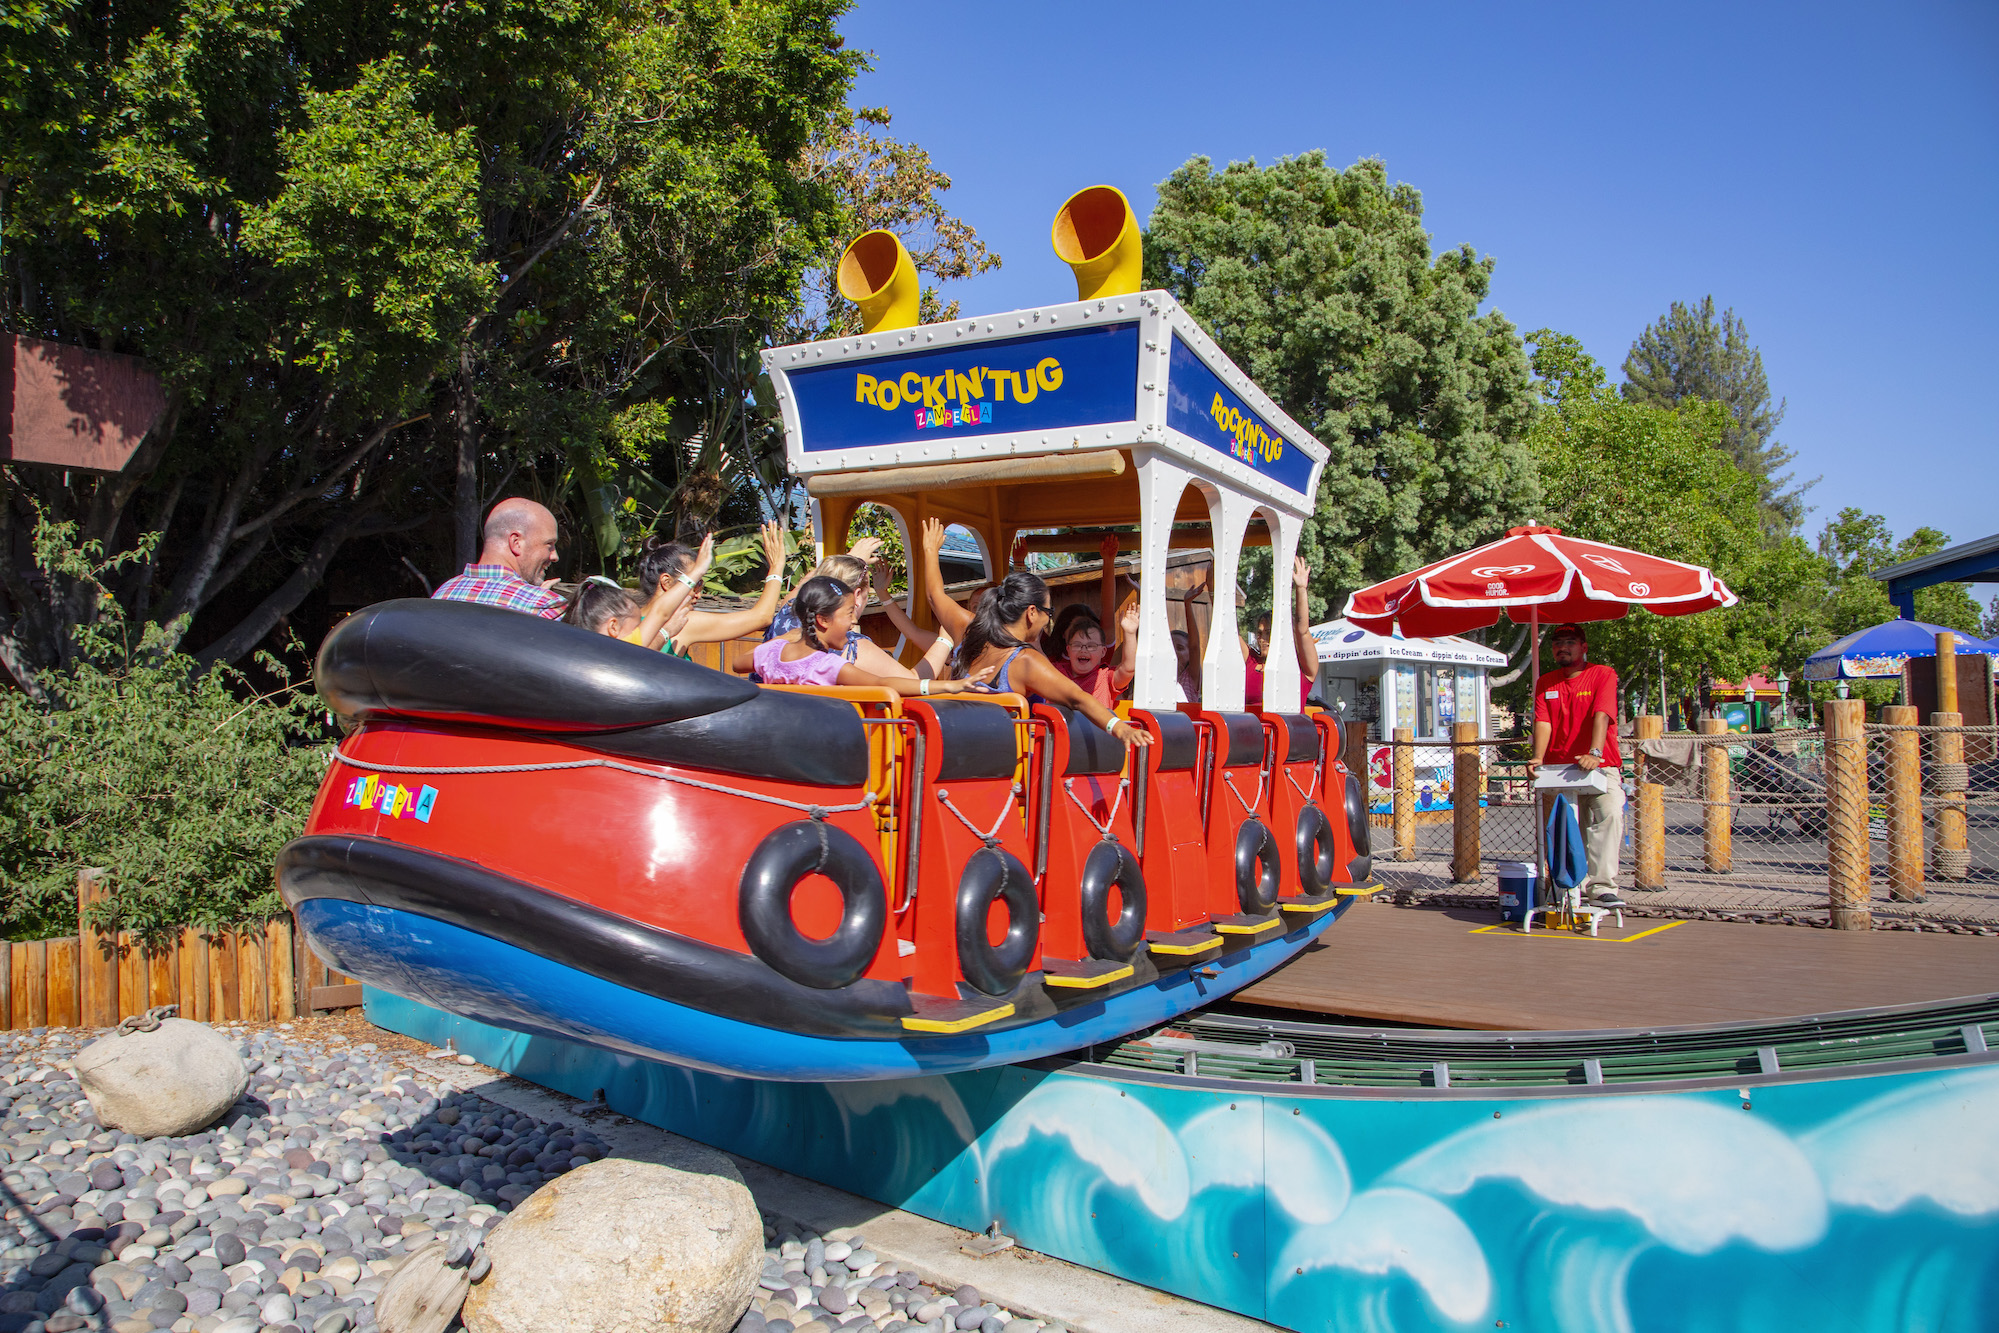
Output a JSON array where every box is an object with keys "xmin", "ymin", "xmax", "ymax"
[
  {"xmin": 736, "ymin": 1225, "xmax": 1067, "ymax": 1333},
  {"xmin": 0, "ymin": 1021, "xmax": 611, "ymax": 1333},
  {"xmin": 0, "ymin": 1018, "xmax": 1066, "ymax": 1333}
]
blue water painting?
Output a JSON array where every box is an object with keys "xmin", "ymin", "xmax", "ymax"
[{"xmin": 370, "ymin": 992, "xmax": 1999, "ymax": 1331}]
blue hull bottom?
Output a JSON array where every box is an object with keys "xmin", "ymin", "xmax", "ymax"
[{"xmin": 296, "ymin": 898, "xmax": 1338, "ymax": 1081}]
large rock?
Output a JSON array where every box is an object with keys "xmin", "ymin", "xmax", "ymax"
[
  {"xmin": 73, "ymin": 1018, "xmax": 248, "ymax": 1138},
  {"xmin": 463, "ymin": 1151, "xmax": 760, "ymax": 1333}
]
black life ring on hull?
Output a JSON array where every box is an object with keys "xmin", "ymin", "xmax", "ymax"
[
  {"xmin": 1295, "ymin": 805, "xmax": 1337, "ymax": 896},
  {"xmin": 739, "ymin": 821, "xmax": 886, "ymax": 990},
  {"xmin": 1235, "ymin": 819, "xmax": 1281, "ymax": 914},
  {"xmin": 955, "ymin": 848, "xmax": 1039, "ymax": 996},
  {"xmin": 1343, "ymin": 769, "xmax": 1373, "ymax": 886},
  {"xmin": 1079, "ymin": 842, "xmax": 1147, "ymax": 962}
]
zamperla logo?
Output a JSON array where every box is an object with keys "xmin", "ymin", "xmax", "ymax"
[{"xmin": 1471, "ymin": 564, "xmax": 1536, "ymax": 578}]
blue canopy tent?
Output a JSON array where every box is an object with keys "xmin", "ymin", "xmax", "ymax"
[{"xmin": 1802, "ymin": 617, "xmax": 1999, "ymax": 682}]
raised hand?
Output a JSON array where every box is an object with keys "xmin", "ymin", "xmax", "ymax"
[
  {"xmin": 759, "ymin": 521, "xmax": 787, "ymax": 577},
  {"xmin": 1292, "ymin": 555, "xmax": 1311, "ymax": 591},
  {"xmin": 691, "ymin": 532, "xmax": 716, "ymax": 579},
  {"xmin": 1118, "ymin": 598, "xmax": 1141, "ymax": 637},
  {"xmin": 849, "ymin": 535, "xmax": 884, "ymax": 565},
  {"xmin": 870, "ymin": 560, "xmax": 892, "ymax": 607}
]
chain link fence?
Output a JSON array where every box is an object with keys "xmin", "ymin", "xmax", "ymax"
[{"xmin": 1371, "ymin": 722, "xmax": 1999, "ymax": 931}]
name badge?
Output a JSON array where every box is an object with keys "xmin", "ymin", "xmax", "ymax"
[{"xmin": 1543, "ymin": 691, "xmax": 1559, "ymax": 700}]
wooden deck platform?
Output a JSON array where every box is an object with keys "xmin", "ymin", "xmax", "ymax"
[{"xmin": 1235, "ymin": 900, "xmax": 1999, "ymax": 1030}]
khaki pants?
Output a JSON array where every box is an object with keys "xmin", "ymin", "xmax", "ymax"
[{"xmin": 1579, "ymin": 775, "xmax": 1626, "ymax": 894}]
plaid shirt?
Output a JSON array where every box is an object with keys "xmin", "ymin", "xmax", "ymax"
[{"xmin": 432, "ymin": 564, "xmax": 566, "ymax": 619}]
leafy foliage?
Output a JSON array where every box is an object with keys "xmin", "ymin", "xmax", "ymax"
[
  {"xmin": 1621, "ymin": 297, "xmax": 1806, "ymax": 537},
  {"xmin": 0, "ymin": 514, "xmax": 325, "ymax": 943},
  {"xmin": 1, "ymin": 0, "xmax": 862, "ymax": 672},
  {"xmin": 1143, "ymin": 153, "xmax": 1541, "ymax": 619},
  {"xmin": 1523, "ymin": 332, "xmax": 1776, "ymax": 707}
]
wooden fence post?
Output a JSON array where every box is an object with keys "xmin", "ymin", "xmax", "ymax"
[
  {"xmin": 1882, "ymin": 704, "xmax": 1926, "ymax": 901},
  {"xmin": 1634, "ymin": 715, "xmax": 1666, "ymax": 891},
  {"xmin": 1932, "ymin": 629, "xmax": 1969, "ymax": 881},
  {"xmin": 77, "ymin": 870, "xmax": 117, "ymax": 1029},
  {"xmin": 268, "ymin": 918, "xmax": 297, "ymax": 1021},
  {"xmin": 1698, "ymin": 717, "xmax": 1733, "ymax": 873},
  {"xmin": 47, "ymin": 940, "xmax": 78, "ymax": 1029},
  {"xmin": 1824, "ymin": 698, "xmax": 1873, "ymax": 929},
  {"xmin": 1393, "ymin": 726, "xmax": 1416, "ymax": 862},
  {"xmin": 1451, "ymin": 722, "xmax": 1481, "ymax": 881}
]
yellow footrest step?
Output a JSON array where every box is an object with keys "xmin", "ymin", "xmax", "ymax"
[
  {"xmin": 1277, "ymin": 893, "xmax": 1339, "ymax": 915},
  {"xmin": 1335, "ymin": 881, "xmax": 1386, "ymax": 897},
  {"xmin": 901, "ymin": 995, "xmax": 1015, "ymax": 1034},
  {"xmin": 1040, "ymin": 958, "xmax": 1135, "ymax": 990},
  {"xmin": 1145, "ymin": 928, "xmax": 1222, "ymax": 957},
  {"xmin": 1212, "ymin": 912, "xmax": 1283, "ymax": 936}
]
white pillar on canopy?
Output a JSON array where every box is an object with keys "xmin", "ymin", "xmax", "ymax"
[
  {"xmin": 1130, "ymin": 451, "xmax": 1192, "ymax": 711},
  {"xmin": 1201, "ymin": 483, "xmax": 1259, "ymax": 712},
  {"xmin": 1261, "ymin": 507, "xmax": 1303, "ymax": 714}
]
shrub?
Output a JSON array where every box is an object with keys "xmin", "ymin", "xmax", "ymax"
[{"xmin": 0, "ymin": 515, "xmax": 328, "ymax": 943}]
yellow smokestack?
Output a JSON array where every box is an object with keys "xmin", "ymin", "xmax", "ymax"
[
  {"xmin": 837, "ymin": 230, "xmax": 920, "ymax": 334},
  {"xmin": 1051, "ymin": 185, "xmax": 1142, "ymax": 301}
]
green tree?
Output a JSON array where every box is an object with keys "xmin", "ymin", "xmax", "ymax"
[
  {"xmin": 1142, "ymin": 153, "xmax": 1540, "ymax": 620},
  {"xmin": 1523, "ymin": 331, "xmax": 1816, "ymax": 712},
  {"xmin": 1811, "ymin": 509, "xmax": 1983, "ymax": 637},
  {"xmin": 1622, "ymin": 296, "xmax": 1806, "ymax": 537},
  {"xmin": 0, "ymin": 0, "xmax": 860, "ymax": 671}
]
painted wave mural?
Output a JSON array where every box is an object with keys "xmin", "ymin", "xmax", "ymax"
[{"xmin": 370, "ymin": 993, "xmax": 1999, "ymax": 1332}]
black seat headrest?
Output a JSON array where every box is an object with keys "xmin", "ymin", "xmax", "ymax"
[{"xmin": 318, "ymin": 599, "xmax": 757, "ymax": 732}]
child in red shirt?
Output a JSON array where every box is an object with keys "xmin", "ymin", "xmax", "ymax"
[{"xmin": 1048, "ymin": 599, "xmax": 1139, "ymax": 708}]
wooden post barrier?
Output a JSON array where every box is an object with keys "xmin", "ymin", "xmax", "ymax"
[
  {"xmin": 1882, "ymin": 704, "xmax": 1926, "ymax": 901},
  {"xmin": 1634, "ymin": 715, "xmax": 1666, "ymax": 891},
  {"xmin": 1393, "ymin": 726, "xmax": 1416, "ymax": 861},
  {"xmin": 77, "ymin": 870, "xmax": 117, "ymax": 1028},
  {"xmin": 1824, "ymin": 698, "xmax": 1873, "ymax": 929},
  {"xmin": 1697, "ymin": 717, "xmax": 1733, "ymax": 873},
  {"xmin": 1451, "ymin": 721, "xmax": 1480, "ymax": 882},
  {"xmin": 1932, "ymin": 630, "xmax": 1969, "ymax": 881}
]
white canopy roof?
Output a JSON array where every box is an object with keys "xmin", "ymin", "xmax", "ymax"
[{"xmin": 1309, "ymin": 618, "xmax": 1507, "ymax": 669}]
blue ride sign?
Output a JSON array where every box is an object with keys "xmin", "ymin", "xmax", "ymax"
[
  {"xmin": 1164, "ymin": 334, "xmax": 1314, "ymax": 496},
  {"xmin": 785, "ymin": 322, "xmax": 1140, "ymax": 454}
]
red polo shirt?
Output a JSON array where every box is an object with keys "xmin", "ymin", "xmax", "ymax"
[{"xmin": 1535, "ymin": 662, "xmax": 1620, "ymax": 769}]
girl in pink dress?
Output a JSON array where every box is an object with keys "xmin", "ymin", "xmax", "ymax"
[{"xmin": 752, "ymin": 577, "xmax": 995, "ymax": 697}]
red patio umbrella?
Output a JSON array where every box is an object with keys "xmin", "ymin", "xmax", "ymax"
[
  {"xmin": 1343, "ymin": 525, "xmax": 1738, "ymax": 916},
  {"xmin": 1343, "ymin": 525, "xmax": 1737, "ymax": 641}
]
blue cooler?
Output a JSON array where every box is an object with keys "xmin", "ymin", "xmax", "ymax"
[{"xmin": 1497, "ymin": 861, "xmax": 1537, "ymax": 922}]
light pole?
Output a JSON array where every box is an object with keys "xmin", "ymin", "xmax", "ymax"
[
  {"xmin": 1745, "ymin": 680, "xmax": 1758, "ymax": 732},
  {"xmin": 1776, "ymin": 670, "xmax": 1790, "ymax": 726}
]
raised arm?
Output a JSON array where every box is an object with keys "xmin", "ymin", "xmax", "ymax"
[
  {"xmin": 1291, "ymin": 555, "xmax": 1319, "ymax": 686},
  {"xmin": 1010, "ymin": 649, "xmax": 1152, "ymax": 748},
  {"xmin": 677, "ymin": 521, "xmax": 789, "ymax": 645},
  {"xmin": 919, "ymin": 517, "xmax": 973, "ymax": 639},
  {"xmin": 1111, "ymin": 593, "xmax": 1140, "ymax": 690},
  {"xmin": 634, "ymin": 533, "xmax": 712, "ymax": 648},
  {"xmin": 871, "ymin": 559, "xmax": 938, "ymax": 652}
]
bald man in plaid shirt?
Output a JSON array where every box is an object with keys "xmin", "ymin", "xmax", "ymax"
[{"xmin": 433, "ymin": 498, "xmax": 566, "ymax": 618}]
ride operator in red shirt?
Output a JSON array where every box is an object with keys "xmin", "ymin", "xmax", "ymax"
[{"xmin": 1529, "ymin": 623, "xmax": 1625, "ymax": 907}]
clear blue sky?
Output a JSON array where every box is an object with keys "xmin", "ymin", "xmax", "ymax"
[{"xmin": 841, "ymin": 1, "xmax": 1997, "ymax": 554}]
